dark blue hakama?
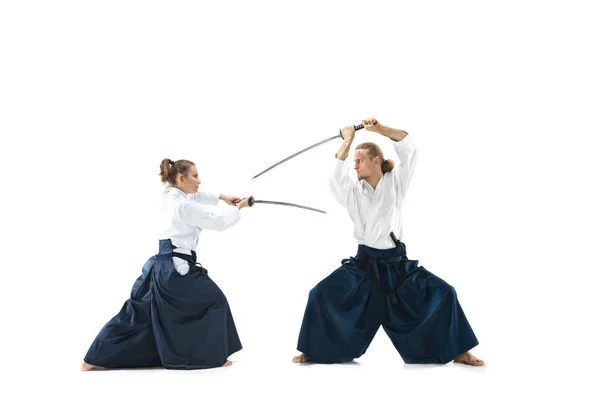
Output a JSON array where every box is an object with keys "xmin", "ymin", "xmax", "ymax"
[
  {"xmin": 83, "ymin": 239, "xmax": 242, "ymax": 369},
  {"xmin": 296, "ymin": 243, "xmax": 479, "ymax": 364}
]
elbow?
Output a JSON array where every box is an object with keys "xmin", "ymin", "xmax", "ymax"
[
  {"xmin": 212, "ymin": 219, "xmax": 234, "ymax": 232},
  {"xmin": 329, "ymin": 180, "xmax": 342, "ymax": 198},
  {"xmin": 212, "ymin": 221, "xmax": 229, "ymax": 232},
  {"xmin": 213, "ymin": 212, "xmax": 241, "ymax": 231},
  {"xmin": 329, "ymin": 178, "xmax": 337, "ymax": 192}
]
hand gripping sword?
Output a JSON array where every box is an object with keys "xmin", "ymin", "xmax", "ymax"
[{"xmin": 251, "ymin": 124, "xmax": 364, "ymax": 180}]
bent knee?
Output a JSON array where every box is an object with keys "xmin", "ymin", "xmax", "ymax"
[
  {"xmin": 308, "ymin": 287, "xmax": 321, "ymax": 302},
  {"xmin": 215, "ymin": 290, "xmax": 228, "ymax": 306},
  {"xmin": 439, "ymin": 283, "xmax": 457, "ymax": 299},
  {"xmin": 429, "ymin": 277, "xmax": 456, "ymax": 299}
]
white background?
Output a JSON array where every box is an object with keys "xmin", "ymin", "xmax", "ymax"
[{"xmin": 1, "ymin": 1, "xmax": 599, "ymax": 399}]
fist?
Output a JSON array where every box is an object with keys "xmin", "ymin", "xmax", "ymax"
[
  {"xmin": 234, "ymin": 197, "xmax": 251, "ymax": 209},
  {"xmin": 362, "ymin": 117, "xmax": 380, "ymax": 132},
  {"xmin": 340, "ymin": 125, "xmax": 356, "ymax": 141},
  {"xmin": 221, "ymin": 195, "xmax": 242, "ymax": 206}
]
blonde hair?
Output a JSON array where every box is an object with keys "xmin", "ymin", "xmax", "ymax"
[{"xmin": 355, "ymin": 142, "xmax": 395, "ymax": 173}]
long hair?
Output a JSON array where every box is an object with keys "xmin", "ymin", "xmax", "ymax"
[
  {"xmin": 355, "ymin": 142, "xmax": 395, "ymax": 173},
  {"xmin": 159, "ymin": 158, "xmax": 195, "ymax": 185}
]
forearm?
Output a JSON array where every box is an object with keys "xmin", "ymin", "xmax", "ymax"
[
  {"xmin": 335, "ymin": 138, "xmax": 354, "ymax": 160},
  {"xmin": 208, "ymin": 207, "xmax": 241, "ymax": 231},
  {"xmin": 182, "ymin": 203, "xmax": 241, "ymax": 231},
  {"xmin": 375, "ymin": 125, "xmax": 408, "ymax": 142}
]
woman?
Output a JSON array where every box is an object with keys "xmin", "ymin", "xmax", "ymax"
[{"xmin": 81, "ymin": 158, "xmax": 251, "ymax": 371}]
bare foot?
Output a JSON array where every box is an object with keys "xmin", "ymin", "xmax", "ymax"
[
  {"xmin": 223, "ymin": 360, "xmax": 232, "ymax": 367},
  {"xmin": 81, "ymin": 362, "xmax": 106, "ymax": 371},
  {"xmin": 292, "ymin": 354, "xmax": 309, "ymax": 363},
  {"xmin": 454, "ymin": 351, "xmax": 484, "ymax": 366}
]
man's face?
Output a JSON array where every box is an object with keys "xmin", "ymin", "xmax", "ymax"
[{"xmin": 354, "ymin": 149, "xmax": 379, "ymax": 181}]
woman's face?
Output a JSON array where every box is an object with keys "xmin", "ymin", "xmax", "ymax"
[{"xmin": 177, "ymin": 165, "xmax": 200, "ymax": 194}]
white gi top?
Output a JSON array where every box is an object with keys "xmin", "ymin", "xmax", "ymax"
[
  {"xmin": 158, "ymin": 186, "xmax": 241, "ymax": 275},
  {"xmin": 329, "ymin": 135, "xmax": 418, "ymax": 250}
]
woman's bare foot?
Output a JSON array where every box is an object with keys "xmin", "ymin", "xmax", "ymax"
[
  {"xmin": 223, "ymin": 360, "xmax": 232, "ymax": 367},
  {"xmin": 454, "ymin": 352, "xmax": 484, "ymax": 366},
  {"xmin": 292, "ymin": 353, "xmax": 309, "ymax": 363},
  {"xmin": 81, "ymin": 362, "xmax": 105, "ymax": 371}
]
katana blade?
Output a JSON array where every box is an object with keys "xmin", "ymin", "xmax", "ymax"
[
  {"xmin": 234, "ymin": 196, "xmax": 327, "ymax": 214},
  {"xmin": 251, "ymin": 124, "xmax": 364, "ymax": 180},
  {"xmin": 251, "ymin": 199, "xmax": 326, "ymax": 214},
  {"xmin": 251, "ymin": 134, "xmax": 340, "ymax": 180}
]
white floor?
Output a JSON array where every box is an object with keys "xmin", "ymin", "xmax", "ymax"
[{"xmin": 17, "ymin": 328, "xmax": 594, "ymax": 400}]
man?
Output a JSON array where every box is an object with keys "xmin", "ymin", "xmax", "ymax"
[{"xmin": 292, "ymin": 118, "xmax": 484, "ymax": 366}]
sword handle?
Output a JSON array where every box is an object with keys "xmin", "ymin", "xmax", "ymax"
[
  {"xmin": 233, "ymin": 196, "xmax": 255, "ymax": 207},
  {"xmin": 339, "ymin": 124, "xmax": 364, "ymax": 136}
]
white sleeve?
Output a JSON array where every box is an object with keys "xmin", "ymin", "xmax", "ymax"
[
  {"xmin": 329, "ymin": 158, "xmax": 356, "ymax": 207},
  {"xmin": 391, "ymin": 135, "xmax": 418, "ymax": 195},
  {"xmin": 187, "ymin": 189, "xmax": 219, "ymax": 205},
  {"xmin": 176, "ymin": 202, "xmax": 240, "ymax": 231}
]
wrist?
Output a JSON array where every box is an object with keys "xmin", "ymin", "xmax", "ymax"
[
  {"xmin": 374, "ymin": 124, "xmax": 386, "ymax": 135},
  {"xmin": 336, "ymin": 151, "xmax": 349, "ymax": 160}
]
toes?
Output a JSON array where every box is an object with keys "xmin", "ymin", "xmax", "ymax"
[
  {"xmin": 81, "ymin": 362, "xmax": 101, "ymax": 371},
  {"xmin": 453, "ymin": 356, "xmax": 484, "ymax": 366},
  {"xmin": 466, "ymin": 358, "xmax": 484, "ymax": 366},
  {"xmin": 292, "ymin": 354, "xmax": 308, "ymax": 363}
]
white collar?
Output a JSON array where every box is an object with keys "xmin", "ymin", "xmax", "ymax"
[
  {"xmin": 165, "ymin": 186, "xmax": 186, "ymax": 197},
  {"xmin": 360, "ymin": 174, "xmax": 383, "ymax": 194}
]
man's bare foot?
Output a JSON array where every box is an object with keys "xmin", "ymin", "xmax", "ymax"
[
  {"xmin": 454, "ymin": 352, "xmax": 484, "ymax": 366},
  {"xmin": 81, "ymin": 362, "xmax": 106, "ymax": 371},
  {"xmin": 292, "ymin": 354, "xmax": 309, "ymax": 363},
  {"xmin": 223, "ymin": 360, "xmax": 232, "ymax": 367}
]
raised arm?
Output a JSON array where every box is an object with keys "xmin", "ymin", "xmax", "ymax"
[
  {"xmin": 330, "ymin": 125, "xmax": 357, "ymax": 206},
  {"xmin": 363, "ymin": 117, "xmax": 418, "ymax": 193}
]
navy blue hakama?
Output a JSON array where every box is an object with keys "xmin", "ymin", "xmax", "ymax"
[
  {"xmin": 296, "ymin": 243, "xmax": 479, "ymax": 364},
  {"xmin": 83, "ymin": 239, "xmax": 242, "ymax": 369}
]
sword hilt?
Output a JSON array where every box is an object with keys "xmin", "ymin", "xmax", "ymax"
[
  {"xmin": 233, "ymin": 196, "xmax": 255, "ymax": 207},
  {"xmin": 339, "ymin": 124, "xmax": 364, "ymax": 136}
]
